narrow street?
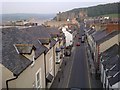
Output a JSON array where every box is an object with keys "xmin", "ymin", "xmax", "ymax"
[{"xmin": 68, "ymin": 23, "xmax": 90, "ymax": 88}]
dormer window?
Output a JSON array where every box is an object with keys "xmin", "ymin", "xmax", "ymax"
[
  {"xmin": 14, "ymin": 44, "xmax": 36, "ymax": 54},
  {"xmin": 38, "ymin": 38, "xmax": 50, "ymax": 45},
  {"xmin": 14, "ymin": 44, "xmax": 36, "ymax": 62},
  {"xmin": 51, "ymin": 34, "xmax": 58, "ymax": 41}
]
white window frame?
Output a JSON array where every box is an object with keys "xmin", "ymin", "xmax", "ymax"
[
  {"xmin": 35, "ymin": 68, "xmax": 42, "ymax": 89},
  {"xmin": 31, "ymin": 55, "xmax": 35, "ymax": 67},
  {"xmin": 56, "ymin": 52, "xmax": 60, "ymax": 63},
  {"xmin": 49, "ymin": 57, "xmax": 53, "ymax": 75}
]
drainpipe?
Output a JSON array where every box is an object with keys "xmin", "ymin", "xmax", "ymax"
[
  {"xmin": 53, "ymin": 47, "xmax": 56, "ymax": 77},
  {"xmin": 97, "ymin": 45, "xmax": 100, "ymax": 71},
  {"xmin": 44, "ymin": 52, "xmax": 47, "ymax": 88},
  {"xmin": 6, "ymin": 74, "xmax": 18, "ymax": 90}
]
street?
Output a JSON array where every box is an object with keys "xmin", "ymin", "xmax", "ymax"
[{"xmin": 68, "ymin": 23, "xmax": 90, "ymax": 88}]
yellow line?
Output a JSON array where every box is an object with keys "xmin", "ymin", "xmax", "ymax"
[{"xmin": 84, "ymin": 42, "xmax": 91, "ymax": 90}]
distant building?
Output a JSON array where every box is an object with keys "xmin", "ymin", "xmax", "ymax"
[{"xmin": 62, "ymin": 27, "xmax": 73, "ymax": 47}]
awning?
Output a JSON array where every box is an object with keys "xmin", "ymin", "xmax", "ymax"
[
  {"xmin": 46, "ymin": 72, "xmax": 53, "ymax": 82},
  {"xmin": 56, "ymin": 47, "xmax": 61, "ymax": 52}
]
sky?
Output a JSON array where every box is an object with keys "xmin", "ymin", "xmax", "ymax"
[{"xmin": 1, "ymin": 0, "xmax": 119, "ymax": 14}]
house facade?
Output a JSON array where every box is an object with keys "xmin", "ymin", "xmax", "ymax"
[{"xmin": 62, "ymin": 26, "xmax": 73, "ymax": 47}]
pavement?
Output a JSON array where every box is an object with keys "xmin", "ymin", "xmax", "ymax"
[
  {"xmin": 85, "ymin": 41, "xmax": 103, "ymax": 88},
  {"xmin": 50, "ymin": 46, "xmax": 76, "ymax": 88},
  {"xmin": 68, "ymin": 23, "xmax": 90, "ymax": 88}
]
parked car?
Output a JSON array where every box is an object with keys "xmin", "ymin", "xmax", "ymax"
[
  {"xmin": 64, "ymin": 46, "xmax": 71, "ymax": 56},
  {"xmin": 81, "ymin": 35, "xmax": 85, "ymax": 43},
  {"xmin": 65, "ymin": 50, "xmax": 71, "ymax": 56},
  {"xmin": 76, "ymin": 42, "xmax": 80, "ymax": 46},
  {"xmin": 78, "ymin": 37, "xmax": 81, "ymax": 39}
]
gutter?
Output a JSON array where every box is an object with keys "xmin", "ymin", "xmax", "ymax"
[{"xmin": 6, "ymin": 74, "xmax": 18, "ymax": 90}]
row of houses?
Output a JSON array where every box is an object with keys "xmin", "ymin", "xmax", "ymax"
[
  {"xmin": 2, "ymin": 19, "xmax": 38, "ymax": 27},
  {"xmin": 100, "ymin": 44, "xmax": 120, "ymax": 89},
  {"xmin": 0, "ymin": 23, "xmax": 78, "ymax": 89},
  {"xmin": 0, "ymin": 25, "xmax": 65, "ymax": 89},
  {"xmin": 84, "ymin": 16, "xmax": 120, "ymax": 26},
  {"xmin": 84, "ymin": 22, "xmax": 120, "ymax": 89}
]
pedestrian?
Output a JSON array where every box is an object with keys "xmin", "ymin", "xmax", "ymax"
[
  {"xmin": 90, "ymin": 64, "xmax": 91, "ymax": 69},
  {"xmin": 90, "ymin": 68, "xmax": 92, "ymax": 77},
  {"xmin": 58, "ymin": 77, "xmax": 60, "ymax": 82},
  {"xmin": 65, "ymin": 61, "xmax": 67, "ymax": 66},
  {"xmin": 61, "ymin": 70, "xmax": 64, "ymax": 78}
]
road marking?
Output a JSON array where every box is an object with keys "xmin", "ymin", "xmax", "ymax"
[
  {"xmin": 66, "ymin": 46, "xmax": 76, "ymax": 88},
  {"xmin": 84, "ymin": 42, "xmax": 92, "ymax": 89}
]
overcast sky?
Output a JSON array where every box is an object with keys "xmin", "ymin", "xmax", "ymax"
[{"xmin": 1, "ymin": 0, "xmax": 119, "ymax": 14}]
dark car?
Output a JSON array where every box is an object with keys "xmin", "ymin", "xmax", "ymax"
[
  {"xmin": 78, "ymin": 37, "xmax": 81, "ymax": 39},
  {"xmin": 64, "ymin": 47, "xmax": 71, "ymax": 56},
  {"xmin": 76, "ymin": 42, "xmax": 80, "ymax": 46},
  {"xmin": 64, "ymin": 50, "xmax": 71, "ymax": 56}
]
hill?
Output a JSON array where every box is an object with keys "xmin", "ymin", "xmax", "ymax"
[{"xmin": 53, "ymin": 2, "xmax": 120, "ymax": 21}]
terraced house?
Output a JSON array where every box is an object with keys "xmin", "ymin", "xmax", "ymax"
[
  {"xmin": 0, "ymin": 26, "xmax": 65, "ymax": 89},
  {"xmin": 85, "ymin": 23, "xmax": 120, "ymax": 77}
]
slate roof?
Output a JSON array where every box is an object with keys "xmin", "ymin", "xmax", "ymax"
[
  {"xmin": 19, "ymin": 26, "xmax": 51, "ymax": 40},
  {"xmin": 101, "ymin": 44, "xmax": 119, "ymax": 58},
  {"xmin": 107, "ymin": 61, "xmax": 120, "ymax": 77},
  {"xmin": 34, "ymin": 41, "xmax": 46, "ymax": 59},
  {"xmin": 2, "ymin": 27, "xmax": 33, "ymax": 76},
  {"xmin": 46, "ymin": 27, "xmax": 60, "ymax": 35},
  {"xmin": 92, "ymin": 29, "xmax": 107, "ymax": 42},
  {"xmin": 102, "ymin": 55, "xmax": 119, "ymax": 70},
  {"xmin": 50, "ymin": 39, "xmax": 57, "ymax": 48},
  {"xmin": 101, "ymin": 44, "xmax": 119, "ymax": 70},
  {"xmin": 108, "ymin": 72, "xmax": 120, "ymax": 86},
  {"xmin": 87, "ymin": 29, "xmax": 96, "ymax": 35},
  {"xmin": 39, "ymin": 38, "xmax": 50, "ymax": 45},
  {"xmin": 92, "ymin": 30, "xmax": 119, "ymax": 45},
  {"xmin": 101, "ymin": 44, "xmax": 120, "ymax": 86},
  {"xmin": 1, "ymin": 26, "xmax": 54, "ymax": 76}
]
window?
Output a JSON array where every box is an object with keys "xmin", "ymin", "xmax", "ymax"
[
  {"xmin": 36, "ymin": 68, "xmax": 41, "ymax": 89},
  {"xmin": 49, "ymin": 57, "xmax": 53, "ymax": 75},
  {"xmin": 56, "ymin": 52, "xmax": 60, "ymax": 63},
  {"xmin": 31, "ymin": 55, "xmax": 35, "ymax": 67}
]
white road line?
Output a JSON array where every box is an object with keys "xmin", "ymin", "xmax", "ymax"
[
  {"xmin": 84, "ymin": 42, "xmax": 91, "ymax": 89},
  {"xmin": 66, "ymin": 46, "xmax": 76, "ymax": 88}
]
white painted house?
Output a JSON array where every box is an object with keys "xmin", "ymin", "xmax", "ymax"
[{"xmin": 62, "ymin": 27, "xmax": 73, "ymax": 47}]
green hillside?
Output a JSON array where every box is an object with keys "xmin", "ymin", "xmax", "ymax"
[
  {"xmin": 53, "ymin": 2, "xmax": 120, "ymax": 20},
  {"xmin": 101, "ymin": 14, "xmax": 120, "ymax": 18}
]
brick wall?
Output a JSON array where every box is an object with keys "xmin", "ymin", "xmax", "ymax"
[{"xmin": 106, "ymin": 23, "xmax": 120, "ymax": 33}]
